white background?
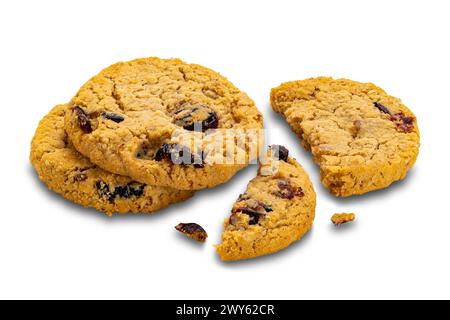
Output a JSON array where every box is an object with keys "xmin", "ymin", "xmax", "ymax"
[{"xmin": 1, "ymin": 0, "xmax": 449, "ymax": 300}]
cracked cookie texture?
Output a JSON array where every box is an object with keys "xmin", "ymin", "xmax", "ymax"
[
  {"xmin": 271, "ymin": 77, "xmax": 420, "ymax": 196},
  {"xmin": 216, "ymin": 146, "xmax": 316, "ymax": 261},
  {"xmin": 30, "ymin": 105, "xmax": 194, "ymax": 216},
  {"xmin": 65, "ymin": 57, "xmax": 263, "ymax": 190}
]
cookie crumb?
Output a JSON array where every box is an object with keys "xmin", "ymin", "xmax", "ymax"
[
  {"xmin": 175, "ymin": 223, "xmax": 208, "ymax": 242},
  {"xmin": 331, "ymin": 213, "xmax": 355, "ymax": 226}
]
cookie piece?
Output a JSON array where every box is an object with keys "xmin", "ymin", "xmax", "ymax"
[
  {"xmin": 331, "ymin": 213, "xmax": 355, "ymax": 225},
  {"xmin": 216, "ymin": 146, "xmax": 316, "ymax": 261},
  {"xmin": 271, "ymin": 77, "xmax": 420, "ymax": 196},
  {"xmin": 175, "ymin": 223, "xmax": 208, "ymax": 242},
  {"xmin": 65, "ymin": 57, "xmax": 263, "ymax": 190},
  {"xmin": 30, "ymin": 105, "xmax": 194, "ymax": 216}
]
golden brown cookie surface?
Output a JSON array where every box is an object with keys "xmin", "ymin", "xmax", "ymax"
[
  {"xmin": 65, "ymin": 57, "xmax": 263, "ymax": 190},
  {"xmin": 271, "ymin": 77, "xmax": 420, "ymax": 196},
  {"xmin": 216, "ymin": 146, "xmax": 316, "ymax": 261},
  {"xmin": 31, "ymin": 105, "xmax": 194, "ymax": 216}
]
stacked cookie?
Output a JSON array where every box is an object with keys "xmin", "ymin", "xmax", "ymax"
[
  {"xmin": 31, "ymin": 58, "xmax": 420, "ymax": 261},
  {"xmin": 30, "ymin": 105, "xmax": 195, "ymax": 214},
  {"xmin": 30, "ymin": 57, "xmax": 263, "ymax": 215}
]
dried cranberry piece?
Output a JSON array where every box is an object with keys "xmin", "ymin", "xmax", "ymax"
[
  {"xmin": 174, "ymin": 104, "xmax": 218, "ymax": 132},
  {"xmin": 271, "ymin": 145, "xmax": 289, "ymax": 162},
  {"xmin": 96, "ymin": 181, "xmax": 113, "ymax": 201},
  {"xmin": 154, "ymin": 143, "xmax": 172, "ymax": 161},
  {"xmin": 114, "ymin": 183, "xmax": 145, "ymax": 198},
  {"xmin": 274, "ymin": 178, "xmax": 304, "ymax": 199},
  {"xmin": 230, "ymin": 199, "xmax": 273, "ymax": 225},
  {"xmin": 154, "ymin": 143, "xmax": 205, "ymax": 167},
  {"xmin": 233, "ymin": 207, "xmax": 266, "ymax": 225},
  {"xmin": 72, "ymin": 106, "xmax": 92, "ymax": 133},
  {"xmin": 294, "ymin": 188, "xmax": 305, "ymax": 197},
  {"xmin": 175, "ymin": 223, "xmax": 208, "ymax": 242},
  {"xmin": 373, "ymin": 102, "xmax": 391, "ymax": 115},
  {"xmin": 391, "ymin": 112, "xmax": 415, "ymax": 133},
  {"xmin": 201, "ymin": 112, "xmax": 219, "ymax": 131},
  {"xmin": 276, "ymin": 179, "xmax": 294, "ymax": 199},
  {"xmin": 102, "ymin": 112, "xmax": 125, "ymax": 123},
  {"xmin": 373, "ymin": 102, "xmax": 415, "ymax": 133},
  {"xmin": 96, "ymin": 181, "xmax": 146, "ymax": 202}
]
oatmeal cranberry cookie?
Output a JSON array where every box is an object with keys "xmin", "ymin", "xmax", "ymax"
[
  {"xmin": 271, "ymin": 77, "xmax": 420, "ymax": 196},
  {"xmin": 30, "ymin": 105, "xmax": 194, "ymax": 216},
  {"xmin": 65, "ymin": 57, "xmax": 263, "ymax": 190},
  {"xmin": 216, "ymin": 146, "xmax": 316, "ymax": 261}
]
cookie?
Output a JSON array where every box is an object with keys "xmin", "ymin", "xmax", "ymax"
[
  {"xmin": 216, "ymin": 145, "xmax": 316, "ymax": 261},
  {"xmin": 65, "ymin": 57, "xmax": 263, "ymax": 190},
  {"xmin": 271, "ymin": 77, "xmax": 420, "ymax": 196},
  {"xmin": 30, "ymin": 105, "xmax": 194, "ymax": 216}
]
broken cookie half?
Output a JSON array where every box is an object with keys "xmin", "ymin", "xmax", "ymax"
[
  {"xmin": 215, "ymin": 145, "xmax": 316, "ymax": 261},
  {"xmin": 271, "ymin": 77, "xmax": 420, "ymax": 196}
]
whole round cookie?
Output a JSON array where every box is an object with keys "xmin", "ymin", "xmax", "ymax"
[
  {"xmin": 65, "ymin": 57, "xmax": 263, "ymax": 190},
  {"xmin": 271, "ymin": 77, "xmax": 420, "ymax": 196},
  {"xmin": 216, "ymin": 146, "xmax": 316, "ymax": 261},
  {"xmin": 30, "ymin": 105, "xmax": 194, "ymax": 216}
]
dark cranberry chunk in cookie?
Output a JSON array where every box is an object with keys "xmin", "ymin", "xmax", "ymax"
[
  {"xmin": 373, "ymin": 102, "xmax": 415, "ymax": 133},
  {"xmin": 96, "ymin": 181, "xmax": 146, "ymax": 202},
  {"xmin": 391, "ymin": 112, "xmax": 415, "ymax": 133},
  {"xmin": 113, "ymin": 182, "xmax": 145, "ymax": 199},
  {"xmin": 373, "ymin": 102, "xmax": 391, "ymax": 115},
  {"xmin": 154, "ymin": 143, "xmax": 172, "ymax": 161},
  {"xmin": 101, "ymin": 112, "xmax": 125, "ymax": 123},
  {"xmin": 173, "ymin": 104, "xmax": 218, "ymax": 132},
  {"xmin": 175, "ymin": 223, "xmax": 208, "ymax": 242},
  {"xmin": 274, "ymin": 178, "xmax": 304, "ymax": 200},
  {"xmin": 270, "ymin": 145, "xmax": 289, "ymax": 162},
  {"xmin": 230, "ymin": 198, "xmax": 273, "ymax": 225},
  {"xmin": 96, "ymin": 181, "xmax": 113, "ymax": 201},
  {"xmin": 155, "ymin": 143, "xmax": 205, "ymax": 168},
  {"xmin": 72, "ymin": 106, "xmax": 92, "ymax": 133},
  {"xmin": 232, "ymin": 208, "xmax": 266, "ymax": 225}
]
